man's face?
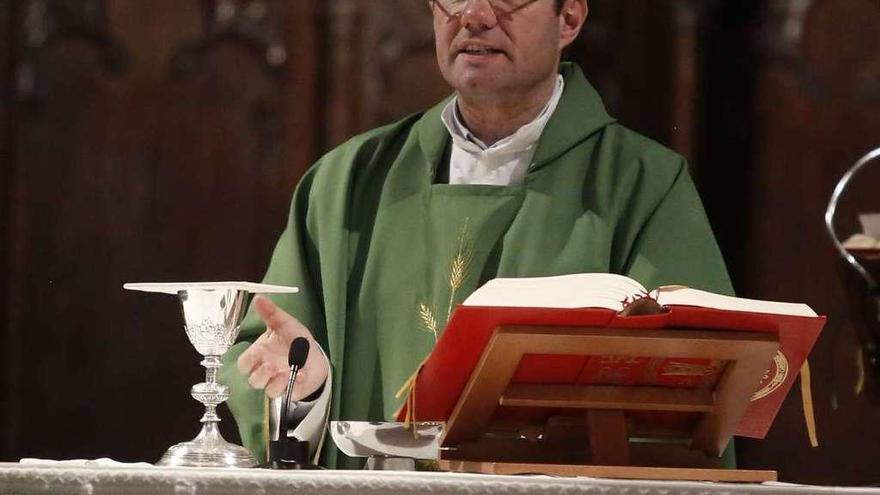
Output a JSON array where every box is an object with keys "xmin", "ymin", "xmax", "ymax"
[{"xmin": 432, "ymin": 0, "xmax": 570, "ymax": 100}]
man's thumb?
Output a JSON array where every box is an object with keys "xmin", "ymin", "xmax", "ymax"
[{"xmin": 253, "ymin": 295, "xmax": 302, "ymax": 339}]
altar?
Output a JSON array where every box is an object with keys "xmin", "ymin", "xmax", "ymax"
[{"xmin": 2, "ymin": 464, "xmax": 879, "ymax": 495}]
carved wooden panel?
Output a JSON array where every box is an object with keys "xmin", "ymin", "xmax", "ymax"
[
  {"xmin": 172, "ymin": 0, "xmax": 288, "ymax": 77},
  {"xmin": 569, "ymin": 0, "xmax": 701, "ymax": 159},
  {"xmin": 2, "ymin": 0, "xmax": 318, "ymax": 462},
  {"xmin": 733, "ymin": 0, "xmax": 880, "ymax": 484},
  {"xmin": 324, "ymin": 0, "xmax": 448, "ymax": 148},
  {"xmin": 570, "ymin": 2, "xmax": 675, "ymax": 148},
  {"xmin": 15, "ymin": 0, "xmax": 130, "ymax": 102}
]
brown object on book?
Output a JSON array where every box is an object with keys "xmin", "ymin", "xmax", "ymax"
[{"xmin": 437, "ymin": 325, "xmax": 780, "ymax": 482}]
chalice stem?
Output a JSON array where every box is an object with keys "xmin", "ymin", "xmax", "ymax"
[{"xmin": 196, "ymin": 355, "xmax": 226, "ymax": 423}]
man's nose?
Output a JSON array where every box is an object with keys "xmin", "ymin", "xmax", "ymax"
[{"xmin": 460, "ymin": 0, "xmax": 499, "ymax": 31}]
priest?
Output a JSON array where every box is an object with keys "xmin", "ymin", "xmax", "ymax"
[{"xmin": 221, "ymin": 0, "xmax": 733, "ymax": 469}]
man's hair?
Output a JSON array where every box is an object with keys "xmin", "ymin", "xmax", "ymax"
[{"xmin": 555, "ymin": 0, "xmax": 564, "ymax": 13}]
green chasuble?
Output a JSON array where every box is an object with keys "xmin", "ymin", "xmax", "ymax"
[{"xmin": 220, "ymin": 63, "xmax": 733, "ymax": 469}]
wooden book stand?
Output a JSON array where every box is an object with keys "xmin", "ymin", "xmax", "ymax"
[{"xmin": 437, "ymin": 325, "xmax": 780, "ymax": 482}]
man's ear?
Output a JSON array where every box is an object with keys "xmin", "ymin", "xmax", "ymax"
[{"xmin": 559, "ymin": 0, "xmax": 588, "ymax": 50}]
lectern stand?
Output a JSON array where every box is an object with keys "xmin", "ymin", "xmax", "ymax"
[{"xmin": 437, "ymin": 325, "xmax": 780, "ymax": 482}]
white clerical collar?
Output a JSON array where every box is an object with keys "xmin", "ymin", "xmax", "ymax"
[{"xmin": 441, "ymin": 75, "xmax": 564, "ymax": 156}]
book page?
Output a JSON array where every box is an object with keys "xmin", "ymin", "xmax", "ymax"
[
  {"xmin": 462, "ymin": 273, "xmax": 646, "ymax": 310},
  {"xmin": 655, "ymin": 287, "xmax": 817, "ymax": 317}
]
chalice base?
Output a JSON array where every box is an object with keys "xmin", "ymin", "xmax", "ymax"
[{"xmin": 158, "ymin": 422, "xmax": 257, "ymax": 468}]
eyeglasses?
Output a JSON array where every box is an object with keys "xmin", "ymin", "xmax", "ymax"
[{"xmin": 431, "ymin": 0, "xmax": 544, "ymax": 17}]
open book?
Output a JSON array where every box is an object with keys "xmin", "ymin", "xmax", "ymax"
[
  {"xmin": 463, "ymin": 273, "xmax": 817, "ymax": 317},
  {"xmin": 396, "ymin": 273, "xmax": 825, "ymax": 440}
]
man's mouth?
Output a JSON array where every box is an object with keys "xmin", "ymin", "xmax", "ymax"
[{"xmin": 458, "ymin": 45, "xmax": 505, "ymax": 56}]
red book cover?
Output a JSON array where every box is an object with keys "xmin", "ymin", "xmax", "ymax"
[{"xmin": 396, "ymin": 304, "xmax": 826, "ymax": 439}]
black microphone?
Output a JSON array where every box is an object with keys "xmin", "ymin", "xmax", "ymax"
[
  {"xmin": 268, "ymin": 337, "xmax": 316, "ymax": 469},
  {"xmin": 278, "ymin": 337, "xmax": 310, "ymax": 438}
]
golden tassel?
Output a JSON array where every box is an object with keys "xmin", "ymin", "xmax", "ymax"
[
  {"xmin": 855, "ymin": 347, "xmax": 866, "ymax": 396},
  {"xmin": 800, "ymin": 360, "xmax": 819, "ymax": 447},
  {"xmin": 394, "ymin": 358, "xmax": 429, "ymax": 435},
  {"xmin": 410, "ymin": 382, "xmax": 419, "ymax": 439},
  {"xmin": 263, "ymin": 395, "xmax": 271, "ymax": 461}
]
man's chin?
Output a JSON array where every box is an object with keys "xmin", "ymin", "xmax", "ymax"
[
  {"xmin": 455, "ymin": 82, "xmax": 495, "ymax": 98},
  {"xmin": 449, "ymin": 70, "xmax": 509, "ymax": 96}
]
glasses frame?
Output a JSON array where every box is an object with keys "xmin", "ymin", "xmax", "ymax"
[{"xmin": 431, "ymin": 0, "xmax": 545, "ymax": 18}]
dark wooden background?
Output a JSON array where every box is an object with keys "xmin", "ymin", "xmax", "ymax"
[{"xmin": 2, "ymin": 0, "xmax": 880, "ymax": 485}]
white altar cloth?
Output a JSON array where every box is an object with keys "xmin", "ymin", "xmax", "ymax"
[{"xmin": 1, "ymin": 464, "xmax": 879, "ymax": 495}]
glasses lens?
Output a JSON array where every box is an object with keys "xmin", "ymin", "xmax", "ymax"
[
  {"xmin": 436, "ymin": 0, "xmax": 467, "ymax": 14},
  {"xmin": 436, "ymin": 0, "xmax": 534, "ymax": 15},
  {"xmin": 493, "ymin": 0, "xmax": 531, "ymax": 12}
]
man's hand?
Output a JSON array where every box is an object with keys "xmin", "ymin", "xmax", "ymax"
[{"xmin": 237, "ymin": 296, "xmax": 329, "ymax": 400}]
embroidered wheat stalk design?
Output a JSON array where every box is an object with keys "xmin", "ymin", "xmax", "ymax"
[
  {"xmin": 446, "ymin": 218, "xmax": 474, "ymax": 322},
  {"xmin": 418, "ymin": 302, "xmax": 439, "ymax": 342}
]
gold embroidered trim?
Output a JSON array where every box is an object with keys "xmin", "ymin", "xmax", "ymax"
[
  {"xmin": 399, "ymin": 218, "xmax": 474, "ymax": 434},
  {"xmin": 446, "ymin": 217, "xmax": 473, "ymax": 322},
  {"xmin": 418, "ymin": 303, "xmax": 439, "ymax": 342},
  {"xmin": 751, "ymin": 351, "xmax": 789, "ymax": 401}
]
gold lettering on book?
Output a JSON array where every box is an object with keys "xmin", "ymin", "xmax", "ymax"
[
  {"xmin": 661, "ymin": 363, "xmax": 709, "ymax": 376},
  {"xmin": 596, "ymin": 366, "xmax": 631, "ymax": 383},
  {"xmin": 598, "ymin": 355, "xmax": 642, "ymax": 365},
  {"xmin": 661, "ymin": 362, "xmax": 716, "ymax": 376},
  {"xmin": 644, "ymin": 358, "xmax": 662, "ymax": 382}
]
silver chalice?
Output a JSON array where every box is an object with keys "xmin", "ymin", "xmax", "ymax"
[{"xmin": 124, "ymin": 282, "xmax": 298, "ymax": 468}]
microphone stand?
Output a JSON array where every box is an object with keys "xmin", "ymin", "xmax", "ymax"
[{"xmin": 266, "ymin": 337, "xmax": 317, "ymax": 469}]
